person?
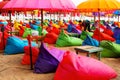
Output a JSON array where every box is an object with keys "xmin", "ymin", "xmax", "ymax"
[{"xmin": 84, "ymin": 20, "xmax": 91, "ymax": 32}]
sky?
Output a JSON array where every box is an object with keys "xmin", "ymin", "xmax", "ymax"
[
  {"xmin": 71, "ymin": 0, "xmax": 87, "ymax": 6},
  {"xmin": 71, "ymin": 0, "xmax": 120, "ymax": 6}
]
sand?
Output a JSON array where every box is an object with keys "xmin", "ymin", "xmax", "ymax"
[{"xmin": 0, "ymin": 46, "xmax": 120, "ymax": 80}]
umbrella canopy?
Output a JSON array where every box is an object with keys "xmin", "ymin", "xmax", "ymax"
[
  {"xmin": 114, "ymin": 10, "xmax": 120, "ymax": 15},
  {"xmin": 77, "ymin": 0, "xmax": 120, "ymax": 44},
  {"xmin": 3, "ymin": 0, "xmax": 76, "ymax": 11},
  {"xmin": 77, "ymin": 0, "xmax": 120, "ymax": 12},
  {"xmin": 0, "ymin": 1, "xmax": 9, "ymax": 12}
]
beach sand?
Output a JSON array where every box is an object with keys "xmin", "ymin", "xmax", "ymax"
[{"xmin": 0, "ymin": 46, "xmax": 120, "ymax": 80}]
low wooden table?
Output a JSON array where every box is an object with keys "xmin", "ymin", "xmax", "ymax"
[{"xmin": 74, "ymin": 45, "xmax": 103, "ymax": 60}]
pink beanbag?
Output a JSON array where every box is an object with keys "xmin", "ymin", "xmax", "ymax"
[
  {"xmin": 54, "ymin": 51, "xmax": 117, "ymax": 80},
  {"xmin": 21, "ymin": 46, "xmax": 39, "ymax": 65}
]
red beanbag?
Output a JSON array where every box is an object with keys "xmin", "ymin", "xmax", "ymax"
[
  {"xmin": 46, "ymin": 27, "xmax": 60, "ymax": 35},
  {"xmin": 26, "ymin": 23, "xmax": 30, "ymax": 28},
  {"xmin": 92, "ymin": 29, "xmax": 115, "ymax": 42},
  {"xmin": 44, "ymin": 32, "xmax": 58, "ymax": 44},
  {"xmin": 21, "ymin": 46, "xmax": 39, "ymax": 65},
  {"xmin": 0, "ymin": 31, "xmax": 9, "ymax": 50},
  {"xmin": 54, "ymin": 51, "xmax": 117, "ymax": 80},
  {"xmin": 103, "ymin": 29, "xmax": 113, "ymax": 36},
  {"xmin": 19, "ymin": 26, "xmax": 25, "ymax": 37}
]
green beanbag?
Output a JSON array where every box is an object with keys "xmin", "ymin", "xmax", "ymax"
[
  {"xmin": 100, "ymin": 40, "xmax": 120, "ymax": 57},
  {"xmin": 80, "ymin": 31, "xmax": 93, "ymax": 40},
  {"xmin": 37, "ymin": 26, "xmax": 42, "ymax": 36},
  {"xmin": 100, "ymin": 48, "xmax": 118, "ymax": 58},
  {"xmin": 22, "ymin": 28, "xmax": 32, "ymax": 38},
  {"xmin": 56, "ymin": 30, "xmax": 83, "ymax": 47}
]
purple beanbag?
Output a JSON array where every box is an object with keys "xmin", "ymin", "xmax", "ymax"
[
  {"xmin": 54, "ymin": 51, "xmax": 117, "ymax": 80},
  {"xmin": 34, "ymin": 42, "xmax": 65, "ymax": 73}
]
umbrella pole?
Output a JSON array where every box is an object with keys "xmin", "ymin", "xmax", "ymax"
[
  {"xmin": 94, "ymin": 15, "xmax": 96, "ymax": 23},
  {"xmin": 41, "ymin": 9, "xmax": 43, "ymax": 27},
  {"xmin": 1, "ymin": 25, "xmax": 5, "ymax": 50},
  {"xmin": 8, "ymin": 11, "xmax": 12, "ymax": 36},
  {"xmin": 98, "ymin": 9, "xmax": 101, "ymax": 43},
  {"xmin": 118, "ymin": 15, "xmax": 119, "ymax": 22},
  {"xmin": 27, "ymin": 35, "xmax": 33, "ymax": 70}
]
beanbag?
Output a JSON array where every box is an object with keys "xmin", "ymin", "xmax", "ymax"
[
  {"xmin": 44, "ymin": 32, "xmax": 58, "ymax": 44},
  {"xmin": 34, "ymin": 43, "xmax": 65, "ymax": 73},
  {"xmin": 113, "ymin": 27, "xmax": 120, "ymax": 40},
  {"xmin": 26, "ymin": 23, "xmax": 30, "ymax": 28},
  {"xmin": 30, "ymin": 24, "xmax": 39, "ymax": 30},
  {"xmin": 67, "ymin": 24, "xmax": 73, "ymax": 32},
  {"xmin": 22, "ymin": 28, "xmax": 32, "ymax": 38},
  {"xmin": 103, "ymin": 28, "xmax": 113, "ymax": 36},
  {"xmin": 100, "ymin": 40, "xmax": 120, "ymax": 57},
  {"xmin": 71, "ymin": 26, "xmax": 81, "ymax": 34},
  {"xmin": 49, "ymin": 27, "xmax": 60, "ymax": 35},
  {"xmin": 80, "ymin": 31, "xmax": 93, "ymax": 40},
  {"xmin": 82, "ymin": 35, "xmax": 99, "ymax": 47},
  {"xmin": 54, "ymin": 51, "xmax": 117, "ymax": 80},
  {"xmin": 4, "ymin": 36, "xmax": 37, "ymax": 54},
  {"xmin": 0, "ymin": 31, "xmax": 9, "ymax": 50},
  {"xmin": 56, "ymin": 30, "xmax": 83, "ymax": 47},
  {"xmin": 116, "ymin": 39, "xmax": 120, "ymax": 44},
  {"xmin": 100, "ymin": 48, "xmax": 118, "ymax": 58},
  {"xmin": 19, "ymin": 26, "xmax": 25, "ymax": 37},
  {"xmin": 42, "ymin": 29, "xmax": 48, "ymax": 36},
  {"xmin": 21, "ymin": 46, "xmax": 39, "ymax": 65},
  {"xmin": 37, "ymin": 26, "xmax": 42, "ymax": 36},
  {"xmin": 92, "ymin": 29, "xmax": 115, "ymax": 42}
]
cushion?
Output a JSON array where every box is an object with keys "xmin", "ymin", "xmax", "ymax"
[
  {"xmin": 19, "ymin": 26, "xmax": 25, "ymax": 37},
  {"xmin": 37, "ymin": 26, "xmax": 42, "ymax": 36},
  {"xmin": 100, "ymin": 40, "xmax": 120, "ymax": 57},
  {"xmin": 103, "ymin": 28, "xmax": 113, "ymax": 36},
  {"xmin": 44, "ymin": 32, "xmax": 58, "ymax": 44},
  {"xmin": 22, "ymin": 28, "xmax": 32, "ymax": 38},
  {"xmin": 21, "ymin": 46, "xmax": 39, "ymax": 65},
  {"xmin": 71, "ymin": 26, "xmax": 81, "ymax": 34},
  {"xmin": 82, "ymin": 35, "xmax": 99, "ymax": 47},
  {"xmin": 56, "ymin": 30, "xmax": 83, "ymax": 47},
  {"xmin": 92, "ymin": 29, "xmax": 115, "ymax": 42},
  {"xmin": 100, "ymin": 47, "xmax": 118, "ymax": 58},
  {"xmin": 54, "ymin": 51, "xmax": 117, "ymax": 80},
  {"xmin": 34, "ymin": 43, "xmax": 65, "ymax": 73},
  {"xmin": 4, "ymin": 36, "xmax": 37, "ymax": 54},
  {"xmin": 48, "ymin": 27, "xmax": 60, "ymax": 35},
  {"xmin": 80, "ymin": 31, "xmax": 93, "ymax": 40},
  {"xmin": 0, "ymin": 31, "xmax": 9, "ymax": 50},
  {"xmin": 30, "ymin": 24, "xmax": 39, "ymax": 30},
  {"xmin": 113, "ymin": 27, "xmax": 120, "ymax": 39}
]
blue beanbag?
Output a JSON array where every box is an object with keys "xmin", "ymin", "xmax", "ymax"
[
  {"xmin": 113, "ymin": 27, "xmax": 120, "ymax": 39},
  {"xmin": 82, "ymin": 35, "xmax": 99, "ymax": 47},
  {"xmin": 34, "ymin": 42, "xmax": 65, "ymax": 73},
  {"xmin": 4, "ymin": 36, "xmax": 37, "ymax": 55},
  {"xmin": 31, "ymin": 24, "xmax": 39, "ymax": 30}
]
